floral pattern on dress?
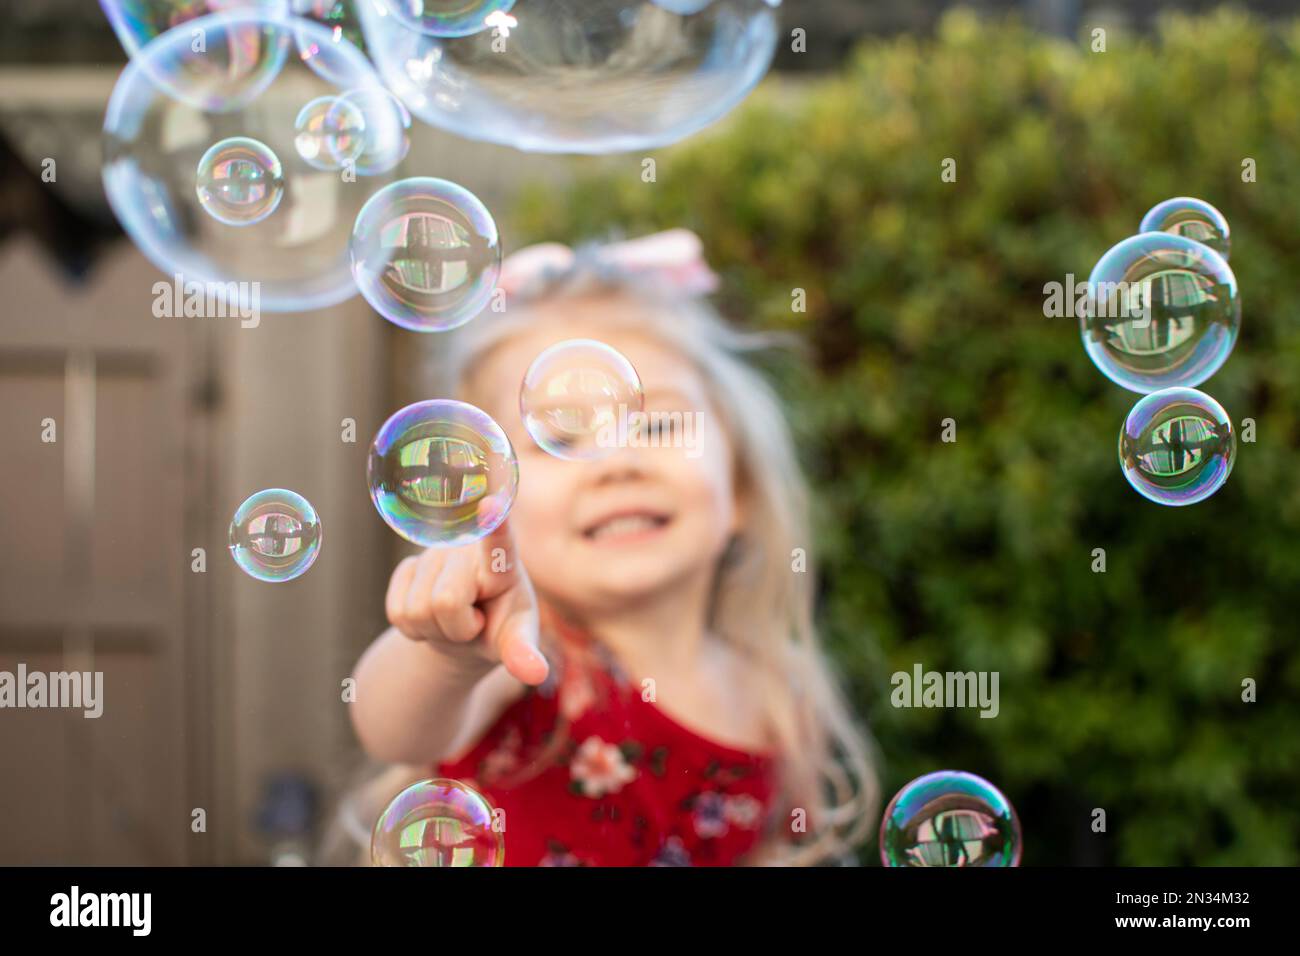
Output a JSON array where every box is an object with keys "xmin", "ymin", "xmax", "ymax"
[
  {"xmin": 691, "ymin": 791, "xmax": 729, "ymax": 839},
  {"xmin": 435, "ymin": 608, "xmax": 777, "ymax": 866},
  {"xmin": 650, "ymin": 835, "xmax": 692, "ymax": 867},
  {"xmin": 569, "ymin": 735, "xmax": 638, "ymax": 798}
]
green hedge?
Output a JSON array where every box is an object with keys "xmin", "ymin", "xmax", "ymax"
[{"xmin": 510, "ymin": 7, "xmax": 1300, "ymax": 865}]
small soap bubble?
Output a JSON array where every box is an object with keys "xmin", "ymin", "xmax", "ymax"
[
  {"xmin": 1083, "ymin": 232, "xmax": 1239, "ymax": 394},
  {"xmin": 379, "ymin": 0, "xmax": 516, "ymax": 37},
  {"xmin": 1119, "ymin": 387, "xmax": 1235, "ymax": 506},
  {"xmin": 520, "ymin": 339, "xmax": 645, "ymax": 461},
  {"xmin": 368, "ymin": 400, "xmax": 518, "ymax": 548},
  {"xmin": 349, "ymin": 178, "xmax": 501, "ymax": 332},
  {"xmin": 1139, "ymin": 197, "xmax": 1230, "ymax": 260},
  {"xmin": 195, "ymin": 136, "xmax": 284, "ymax": 225},
  {"xmin": 332, "ymin": 86, "xmax": 411, "ymax": 175},
  {"xmin": 371, "ymin": 778, "xmax": 503, "ymax": 867},
  {"xmin": 293, "ymin": 94, "xmax": 365, "ymax": 170},
  {"xmin": 880, "ymin": 770, "xmax": 1021, "ymax": 867},
  {"xmin": 228, "ymin": 488, "xmax": 322, "ymax": 582}
]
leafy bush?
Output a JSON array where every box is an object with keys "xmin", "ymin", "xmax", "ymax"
[{"xmin": 511, "ymin": 7, "xmax": 1300, "ymax": 865}]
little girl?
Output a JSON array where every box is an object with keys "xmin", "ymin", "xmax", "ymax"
[{"xmin": 347, "ymin": 229, "xmax": 876, "ymax": 866}]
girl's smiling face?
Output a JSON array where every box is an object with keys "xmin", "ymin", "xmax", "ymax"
[{"xmin": 466, "ymin": 296, "xmax": 742, "ymax": 615}]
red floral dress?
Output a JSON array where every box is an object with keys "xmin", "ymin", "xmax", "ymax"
[{"xmin": 435, "ymin": 609, "xmax": 780, "ymax": 866}]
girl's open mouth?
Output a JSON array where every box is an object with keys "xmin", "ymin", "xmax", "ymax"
[{"xmin": 582, "ymin": 511, "xmax": 672, "ymax": 542}]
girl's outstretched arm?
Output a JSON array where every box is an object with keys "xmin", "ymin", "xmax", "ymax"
[{"xmin": 350, "ymin": 517, "xmax": 548, "ymax": 765}]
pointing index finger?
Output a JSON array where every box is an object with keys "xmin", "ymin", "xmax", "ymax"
[{"xmin": 476, "ymin": 492, "xmax": 519, "ymax": 597}]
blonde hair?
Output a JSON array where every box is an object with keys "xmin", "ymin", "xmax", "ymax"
[{"xmin": 426, "ymin": 245, "xmax": 880, "ymax": 865}]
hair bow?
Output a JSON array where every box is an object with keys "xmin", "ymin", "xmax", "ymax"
[{"xmin": 496, "ymin": 228, "xmax": 720, "ymax": 298}]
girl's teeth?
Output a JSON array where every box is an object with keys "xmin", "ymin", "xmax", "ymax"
[{"xmin": 592, "ymin": 515, "xmax": 660, "ymax": 539}]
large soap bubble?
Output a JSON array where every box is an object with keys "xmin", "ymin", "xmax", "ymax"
[
  {"xmin": 100, "ymin": 1, "xmax": 291, "ymax": 111},
  {"xmin": 102, "ymin": 8, "xmax": 408, "ymax": 312},
  {"xmin": 354, "ymin": 0, "xmax": 782, "ymax": 154},
  {"xmin": 100, "ymin": 1, "xmax": 285, "ymax": 58}
]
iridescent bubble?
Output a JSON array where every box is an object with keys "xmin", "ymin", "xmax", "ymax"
[
  {"xmin": 100, "ymin": 1, "xmax": 292, "ymax": 111},
  {"xmin": 1119, "ymin": 387, "xmax": 1235, "ymax": 506},
  {"xmin": 228, "ymin": 488, "xmax": 322, "ymax": 582},
  {"xmin": 368, "ymin": 400, "xmax": 518, "ymax": 548},
  {"xmin": 1082, "ymin": 232, "xmax": 1239, "ymax": 394},
  {"xmin": 103, "ymin": 9, "xmax": 405, "ymax": 311},
  {"xmin": 293, "ymin": 95, "xmax": 365, "ymax": 170},
  {"xmin": 195, "ymin": 136, "xmax": 284, "ymax": 225},
  {"xmin": 100, "ymin": 0, "xmax": 281, "ymax": 49},
  {"xmin": 1139, "ymin": 197, "xmax": 1231, "ymax": 260},
  {"xmin": 520, "ymin": 339, "xmax": 645, "ymax": 461},
  {"xmin": 349, "ymin": 178, "xmax": 501, "ymax": 331},
  {"xmin": 880, "ymin": 770, "xmax": 1021, "ymax": 867},
  {"xmin": 355, "ymin": 0, "xmax": 781, "ymax": 154},
  {"xmin": 371, "ymin": 778, "xmax": 504, "ymax": 867},
  {"xmin": 379, "ymin": 0, "xmax": 515, "ymax": 37},
  {"xmin": 332, "ymin": 87, "xmax": 412, "ymax": 175}
]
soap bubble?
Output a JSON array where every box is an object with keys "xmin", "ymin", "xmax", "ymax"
[
  {"xmin": 293, "ymin": 95, "xmax": 365, "ymax": 170},
  {"xmin": 1139, "ymin": 197, "xmax": 1231, "ymax": 260},
  {"xmin": 100, "ymin": 0, "xmax": 281, "ymax": 54},
  {"xmin": 100, "ymin": 1, "xmax": 292, "ymax": 111},
  {"xmin": 195, "ymin": 136, "xmax": 284, "ymax": 225},
  {"xmin": 349, "ymin": 178, "xmax": 500, "ymax": 331},
  {"xmin": 228, "ymin": 488, "xmax": 322, "ymax": 582},
  {"xmin": 520, "ymin": 339, "xmax": 645, "ymax": 461},
  {"xmin": 1119, "ymin": 387, "xmax": 1235, "ymax": 506},
  {"xmin": 332, "ymin": 87, "xmax": 411, "ymax": 175},
  {"xmin": 368, "ymin": 400, "xmax": 518, "ymax": 548},
  {"xmin": 371, "ymin": 778, "xmax": 504, "ymax": 867},
  {"xmin": 103, "ymin": 8, "xmax": 405, "ymax": 311},
  {"xmin": 379, "ymin": 0, "xmax": 516, "ymax": 37},
  {"xmin": 880, "ymin": 770, "xmax": 1021, "ymax": 867},
  {"xmin": 1082, "ymin": 232, "xmax": 1239, "ymax": 394},
  {"xmin": 355, "ymin": 0, "xmax": 781, "ymax": 154}
]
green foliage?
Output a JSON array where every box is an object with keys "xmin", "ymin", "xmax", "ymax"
[{"xmin": 510, "ymin": 7, "xmax": 1300, "ymax": 865}]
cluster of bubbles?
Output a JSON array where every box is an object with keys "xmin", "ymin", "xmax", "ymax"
[
  {"xmin": 371, "ymin": 778, "xmax": 504, "ymax": 867},
  {"xmin": 361, "ymin": 338, "xmax": 649, "ymax": 550},
  {"xmin": 101, "ymin": 0, "xmax": 779, "ymax": 317},
  {"xmin": 102, "ymin": 5, "xmax": 411, "ymax": 311},
  {"xmin": 106, "ymin": 0, "xmax": 779, "ymax": 860},
  {"xmin": 1081, "ymin": 198, "xmax": 1238, "ymax": 506},
  {"xmin": 880, "ymin": 770, "xmax": 1021, "ymax": 867},
  {"xmin": 228, "ymin": 488, "xmax": 322, "ymax": 581}
]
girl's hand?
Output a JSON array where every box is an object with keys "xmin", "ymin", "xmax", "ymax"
[{"xmin": 384, "ymin": 509, "xmax": 548, "ymax": 687}]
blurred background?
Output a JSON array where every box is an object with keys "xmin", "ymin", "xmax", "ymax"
[{"xmin": 1, "ymin": 0, "xmax": 1298, "ymax": 866}]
